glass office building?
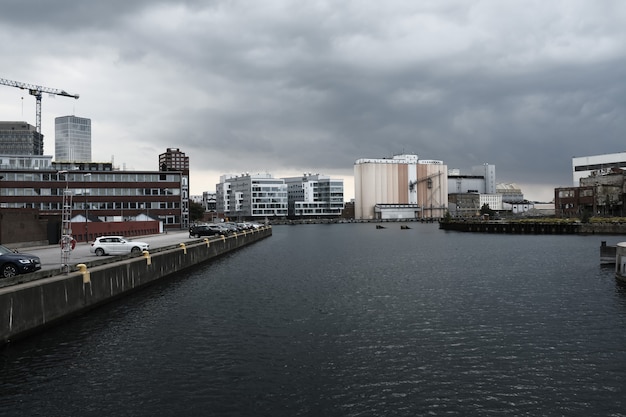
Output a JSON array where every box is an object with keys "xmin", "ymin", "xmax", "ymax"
[{"xmin": 55, "ymin": 116, "xmax": 91, "ymax": 162}]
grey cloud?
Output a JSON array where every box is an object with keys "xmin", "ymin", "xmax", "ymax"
[{"xmin": 3, "ymin": 1, "xmax": 626, "ymax": 200}]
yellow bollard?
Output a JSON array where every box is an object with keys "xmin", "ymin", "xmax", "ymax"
[
  {"xmin": 77, "ymin": 263, "xmax": 90, "ymax": 284},
  {"xmin": 143, "ymin": 250, "xmax": 151, "ymax": 265},
  {"xmin": 203, "ymin": 238, "xmax": 210, "ymax": 247},
  {"xmin": 179, "ymin": 242, "xmax": 187, "ymax": 254}
]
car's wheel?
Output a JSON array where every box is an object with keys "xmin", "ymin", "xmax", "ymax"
[
  {"xmin": 194, "ymin": 233, "xmax": 200, "ymax": 238},
  {"xmin": 1, "ymin": 263, "xmax": 18, "ymax": 278},
  {"xmin": 131, "ymin": 246, "xmax": 142, "ymax": 254},
  {"xmin": 95, "ymin": 248, "xmax": 105, "ymax": 256}
]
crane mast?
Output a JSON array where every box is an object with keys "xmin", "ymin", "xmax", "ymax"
[{"xmin": 0, "ymin": 77, "xmax": 79, "ymax": 138}]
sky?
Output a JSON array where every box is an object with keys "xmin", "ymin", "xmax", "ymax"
[{"xmin": 2, "ymin": 1, "xmax": 626, "ymax": 202}]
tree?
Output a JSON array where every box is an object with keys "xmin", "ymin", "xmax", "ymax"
[
  {"xmin": 480, "ymin": 203, "xmax": 496, "ymax": 217},
  {"xmin": 189, "ymin": 201, "xmax": 205, "ymax": 222}
]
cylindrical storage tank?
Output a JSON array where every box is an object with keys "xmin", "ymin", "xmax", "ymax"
[{"xmin": 615, "ymin": 242, "xmax": 626, "ymax": 284}]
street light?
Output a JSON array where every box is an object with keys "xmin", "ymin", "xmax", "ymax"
[{"xmin": 83, "ymin": 173, "xmax": 91, "ymax": 243}]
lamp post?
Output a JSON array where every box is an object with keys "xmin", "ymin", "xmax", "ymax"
[{"xmin": 83, "ymin": 173, "xmax": 91, "ymax": 243}]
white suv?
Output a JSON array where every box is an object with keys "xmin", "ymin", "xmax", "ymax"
[{"xmin": 90, "ymin": 236, "xmax": 150, "ymax": 256}]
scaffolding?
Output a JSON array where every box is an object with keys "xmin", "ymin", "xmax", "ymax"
[{"xmin": 60, "ymin": 189, "xmax": 73, "ymax": 274}]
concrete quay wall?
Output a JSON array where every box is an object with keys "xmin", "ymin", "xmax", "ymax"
[
  {"xmin": 439, "ymin": 221, "xmax": 626, "ymax": 234},
  {"xmin": 0, "ymin": 227, "xmax": 272, "ymax": 346}
]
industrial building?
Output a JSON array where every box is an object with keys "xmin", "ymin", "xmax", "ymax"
[
  {"xmin": 0, "ymin": 122, "xmax": 43, "ymax": 155},
  {"xmin": 445, "ymin": 164, "xmax": 502, "ymax": 216},
  {"xmin": 572, "ymin": 152, "xmax": 626, "ymax": 186},
  {"xmin": 283, "ymin": 174, "xmax": 344, "ymax": 218},
  {"xmin": 55, "ymin": 116, "xmax": 91, "ymax": 162},
  {"xmin": 447, "ymin": 164, "xmax": 496, "ymax": 195},
  {"xmin": 354, "ymin": 154, "xmax": 448, "ymax": 220},
  {"xmin": 556, "ymin": 168, "xmax": 626, "ymax": 217},
  {"xmin": 496, "ymin": 183, "xmax": 525, "ymax": 203}
]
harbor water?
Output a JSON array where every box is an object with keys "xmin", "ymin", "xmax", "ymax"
[{"xmin": 1, "ymin": 223, "xmax": 625, "ymax": 416}]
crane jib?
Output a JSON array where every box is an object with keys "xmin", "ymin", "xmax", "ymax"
[{"xmin": 0, "ymin": 77, "xmax": 79, "ymax": 134}]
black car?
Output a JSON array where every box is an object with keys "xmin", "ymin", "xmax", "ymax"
[
  {"xmin": 189, "ymin": 224, "xmax": 229, "ymax": 238},
  {"xmin": 0, "ymin": 244, "xmax": 42, "ymax": 278}
]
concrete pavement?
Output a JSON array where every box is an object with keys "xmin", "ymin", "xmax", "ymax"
[{"xmin": 20, "ymin": 230, "xmax": 201, "ymax": 272}]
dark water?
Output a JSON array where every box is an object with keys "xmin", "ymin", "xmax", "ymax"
[{"xmin": 1, "ymin": 223, "xmax": 626, "ymax": 416}]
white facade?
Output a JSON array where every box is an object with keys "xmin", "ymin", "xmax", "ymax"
[
  {"xmin": 503, "ymin": 201, "xmax": 535, "ymax": 214},
  {"xmin": 0, "ymin": 154, "xmax": 52, "ymax": 169},
  {"xmin": 572, "ymin": 152, "xmax": 626, "ymax": 185},
  {"xmin": 479, "ymin": 194, "xmax": 503, "ymax": 211},
  {"xmin": 283, "ymin": 174, "xmax": 344, "ymax": 217},
  {"xmin": 55, "ymin": 116, "xmax": 91, "ymax": 162},
  {"xmin": 215, "ymin": 174, "xmax": 235, "ymax": 214},
  {"xmin": 216, "ymin": 173, "xmax": 287, "ymax": 219}
]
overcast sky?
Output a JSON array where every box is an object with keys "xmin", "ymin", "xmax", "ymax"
[{"xmin": 2, "ymin": 1, "xmax": 626, "ymax": 201}]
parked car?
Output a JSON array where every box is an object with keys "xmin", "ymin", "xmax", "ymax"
[
  {"xmin": 237, "ymin": 222, "xmax": 254, "ymax": 230},
  {"xmin": 189, "ymin": 224, "xmax": 229, "ymax": 238},
  {"xmin": 90, "ymin": 236, "xmax": 150, "ymax": 256},
  {"xmin": 221, "ymin": 222, "xmax": 240, "ymax": 233},
  {"xmin": 0, "ymin": 244, "xmax": 42, "ymax": 278}
]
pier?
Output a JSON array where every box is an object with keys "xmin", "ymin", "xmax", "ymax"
[
  {"xmin": 0, "ymin": 227, "xmax": 272, "ymax": 346},
  {"xmin": 439, "ymin": 220, "xmax": 626, "ymax": 235}
]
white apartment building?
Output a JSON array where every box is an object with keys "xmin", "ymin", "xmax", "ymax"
[
  {"xmin": 216, "ymin": 173, "xmax": 288, "ymax": 219},
  {"xmin": 283, "ymin": 174, "xmax": 344, "ymax": 218},
  {"xmin": 55, "ymin": 116, "xmax": 91, "ymax": 162}
]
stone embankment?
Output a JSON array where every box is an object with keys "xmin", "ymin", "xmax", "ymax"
[
  {"xmin": 0, "ymin": 227, "xmax": 272, "ymax": 346},
  {"xmin": 439, "ymin": 221, "xmax": 626, "ymax": 235}
]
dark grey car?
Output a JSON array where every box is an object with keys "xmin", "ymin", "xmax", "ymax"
[
  {"xmin": 0, "ymin": 244, "xmax": 42, "ymax": 278},
  {"xmin": 189, "ymin": 224, "xmax": 229, "ymax": 238}
]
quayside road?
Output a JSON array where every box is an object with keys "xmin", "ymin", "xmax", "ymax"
[{"xmin": 20, "ymin": 230, "xmax": 207, "ymax": 272}]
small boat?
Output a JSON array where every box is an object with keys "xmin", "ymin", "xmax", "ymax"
[
  {"xmin": 401, "ymin": 225, "xmax": 411, "ymax": 230},
  {"xmin": 376, "ymin": 225, "xmax": 386, "ymax": 229}
]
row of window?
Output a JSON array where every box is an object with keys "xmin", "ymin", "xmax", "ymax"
[
  {"xmin": 1, "ymin": 172, "xmax": 183, "ymax": 182},
  {"xmin": 574, "ymin": 162, "xmax": 626, "ymax": 172},
  {"xmin": 1, "ymin": 201, "xmax": 180, "ymax": 210},
  {"xmin": 0, "ymin": 188, "xmax": 182, "ymax": 197},
  {"xmin": 558, "ymin": 189, "xmax": 594, "ymax": 198}
]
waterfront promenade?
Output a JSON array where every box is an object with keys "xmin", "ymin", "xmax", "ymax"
[
  {"xmin": 0, "ymin": 227, "xmax": 272, "ymax": 345},
  {"xmin": 25, "ymin": 230, "xmax": 195, "ymax": 273}
]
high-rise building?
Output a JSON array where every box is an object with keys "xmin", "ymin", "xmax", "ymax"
[
  {"xmin": 0, "ymin": 122, "xmax": 43, "ymax": 155},
  {"xmin": 55, "ymin": 116, "xmax": 91, "ymax": 162},
  {"xmin": 158, "ymin": 148, "xmax": 190, "ymax": 228},
  {"xmin": 159, "ymin": 147, "xmax": 189, "ymax": 172}
]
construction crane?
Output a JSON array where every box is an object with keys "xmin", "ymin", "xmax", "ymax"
[{"xmin": 0, "ymin": 77, "xmax": 79, "ymax": 137}]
